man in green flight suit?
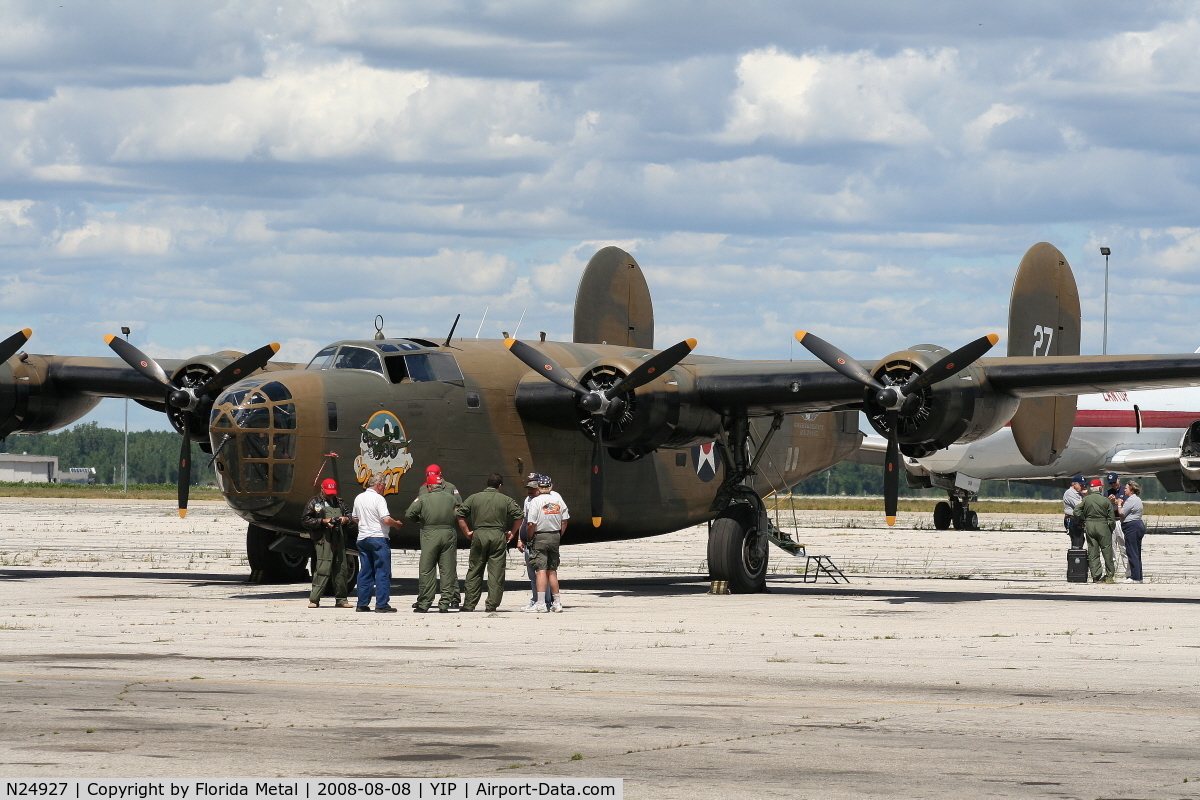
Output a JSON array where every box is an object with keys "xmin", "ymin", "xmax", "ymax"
[
  {"xmin": 1074, "ymin": 478, "xmax": 1117, "ymax": 583},
  {"xmin": 301, "ymin": 478, "xmax": 356, "ymax": 608},
  {"xmin": 457, "ymin": 473, "xmax": 523, "ymax": 612},
  {"xmin": 406, "ymin": 464, "xmax": 462, "ymax": 612}
]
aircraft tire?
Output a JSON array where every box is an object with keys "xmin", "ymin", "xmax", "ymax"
[
  {"xmin": 246, "ymin": 524, "xmax": 311, "ymax": 584},
  {"xmin": 933, "ymin": 502, "xmax": 952, "ymax": 530},
  {"xmin": 707, "ymin": 511, "xmax": 768, "ymax": 593},
  {"xmin": 964, "ymin": 510, "xmax": 980, "ymax": 531}
]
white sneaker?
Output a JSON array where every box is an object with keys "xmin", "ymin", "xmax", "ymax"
[
  {"xmin": 533, "ymin": 603, "xmax": 548, "ymax": 613},
  {"xmin": 519, "ymin": 600, "xmax": 538, "ymax": 612},
  {"xmin": 550, "ymin": 601, "xmax": 564, "ymax": 612},
  {"xmin": 1124, "ymin": 577, "xmax": 1135, "ymax": 583}
]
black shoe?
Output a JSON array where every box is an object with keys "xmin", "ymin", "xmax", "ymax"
[
  {"xmin": 412, "ymin": 602, "xmax": 419, "ymax": 609},
  {"xmin": 485, "ymin": 607, "xmax": 498, "ymax": 613},
  {"xmin": 375, "ymin": 605, "xmax": 397, "ymax": 613},
  {"xmin": 438, "ymin": 607, "xmax": 452, "ymax": 613},
  {"xmin": 460, "ymin": 607, "xmax": 476, "ymax": 612},
  {"xmin": 413, "ymin": 607, "xmax": 429, "ymax": 613},
  {"xmin": 356, "ymin": 606, "xmax": 371, "ymax": 612},
  {"xmin": 450, "ymin": 598, "xmax": 460, "ymax": 608}
]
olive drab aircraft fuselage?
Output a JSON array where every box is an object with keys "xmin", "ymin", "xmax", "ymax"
[{"xmin": 6, "ymin": 242, "xmax": 1200, "ymax": 592}]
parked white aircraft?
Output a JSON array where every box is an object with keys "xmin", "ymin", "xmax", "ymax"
[{"xmin": 859, "ymin": 381, "xmax": 1200, "ymax": 529}]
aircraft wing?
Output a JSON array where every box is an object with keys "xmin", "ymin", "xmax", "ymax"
[
  {"xmin": 686, "ymin": 353, "xmax": 1200, "ymax": 415},
  {"xmin": 979, "ymin": 354, "xmax": 1200, "ymax": 397},
  {"xmin": 690, "ymin": 358, "xmax": 864, "ymax": 414}
]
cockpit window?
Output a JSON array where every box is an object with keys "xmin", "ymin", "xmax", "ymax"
[
  {"xmin": 390, "ymin": 353, "xmax": 464, "ymax": 386},
  {"xmin": 307, "ymin": 346, "xmax": 337, "ymax": 370},
  {"xmin": 333, "ymin": 346, "xmax": 384, "ymax": 374}
]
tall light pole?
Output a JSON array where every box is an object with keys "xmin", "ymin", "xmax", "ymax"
[
  {"xmin": 1100, "ymin": 247, "xmax": 1111, "ymax": 355},
  {"xmin": 121, "ymin": 326, "xmax": 130, "ymax": 491}
]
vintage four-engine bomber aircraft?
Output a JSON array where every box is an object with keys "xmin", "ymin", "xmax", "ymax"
[{"xmin": 3, "ymin": 242, "xmax": 1200, "ymax": 592}]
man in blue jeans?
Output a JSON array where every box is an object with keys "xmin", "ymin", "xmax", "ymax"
[{"xmin": 352, "ymin": 475, "xmax": 404, "ymax": 612}]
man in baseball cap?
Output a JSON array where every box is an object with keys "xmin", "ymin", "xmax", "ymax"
[
  {"xmin": 300, "ymin": 477, "xmax": 355, "ymax": 609},
  {"xmin": 1075, "ymin": 478, "xmax": 1117, "ymax": 582},
  {"xmin": 1062, "ymin": 476, "xmax": 1086, "ymax": 550}
]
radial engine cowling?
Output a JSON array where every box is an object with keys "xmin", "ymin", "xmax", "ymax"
[
  {"xmin": 866, "ymin": 344, "xmax": 1019, "ymax": 458},
  {"xmin": 515, "ymin": 354, "xmax": 721, "ymax": 460}
]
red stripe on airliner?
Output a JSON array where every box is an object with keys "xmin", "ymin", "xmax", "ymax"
[{"xmin": 1074, "ymin": 410, "xmax": 1197, "ymax": 428}]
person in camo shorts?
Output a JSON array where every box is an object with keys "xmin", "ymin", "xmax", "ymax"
[{"xmin": 523, "ymin": 473, "xmax": 569, "ymax": 613}]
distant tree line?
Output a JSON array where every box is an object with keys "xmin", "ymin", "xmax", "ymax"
[{"xmin": 2, "ymin": 422, "xmax": 210, "ymax": 486}]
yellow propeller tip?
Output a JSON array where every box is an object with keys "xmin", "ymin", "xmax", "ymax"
[
  {"xmin": 178, "ymin": 509, "xmax": 188, "ymax": 519},
  {"xmin": 591, "ymin": 517, "xmax": 602, "ymax": 527},
  {"xmin": 685, "ymin": 338, "xmax": 697, "ymax": 349},
  {"xmin": 885, "ymin": 515, "xmax": 896, "ymax": 526},
  {"xmin": 794, "ymin": 330, "xmax": 807, "ymax": 342},
  {"xmin": 103, "ymin": 334, "xmax": 116, "ymax": 344},
  {"xmin": 504, "ymin": 338, "xmax": 516, "ymax": 349},
  {"xmin": 986, "ymin": 333, "xmax": 1000, "ymax": 345},
  {"xmin": 21, "ymin": 328, "xmax": 32, "ymax": 338},
  {"xmin": 269, "ymin": 342, "xmax": 281, "ymax": 353}
]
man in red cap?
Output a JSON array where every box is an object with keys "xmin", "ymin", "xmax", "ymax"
[
  {"xmin": 301, "ymin": 477, "xmax": 356, "ymax": 608},
  {"xmin": 406, "ymin": 464, "xmax": 463, "ymax": 612},
  {"xmin": 1074, "ymin": 478, "xmax": 1117, "ymax": 583}
]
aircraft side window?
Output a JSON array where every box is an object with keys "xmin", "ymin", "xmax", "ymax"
[
  {"xmin": 211, "ymin": 410, "xmax": 234, "ymax": 429},
  {"xmin": 466, "ymin": 392, "xmax": 481, "ymax": 409},
  {"xmin": 273, "ymin": 404, "xmax": 296, "ymax": 430},
  {"xmin": 307, "ymin": 345, "xmax": 337, "ymax": 370},
  {"xmin": 327, "ymin": 402, "xmax": 338, "ymax": 432},
  {"xmin": 333, "ymin": 346, "xmax": 383, "ymax": 374},
  {"xmin": 384, "ymin": 355, "xmax": 409, "ymax": 383}
]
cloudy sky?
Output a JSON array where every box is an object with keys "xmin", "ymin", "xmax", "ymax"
[{"xmin": 3, "ymin": 1, "xmax": 1199, "ymax": 430}]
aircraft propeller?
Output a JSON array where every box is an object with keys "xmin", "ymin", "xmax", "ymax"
[
  {"xmin": 794, "ymin": 330, "xmax": 999, "ymax": 526},
  {"xmin": 0, "ymin": 328, "xmax": 33, "ymax": 364},
  {"xmin": 505, "ymin": 337, "xmax": 697, "ymax": 527},
  {"xmin": 104, "ymin": 335, "xmax": 281, "ymax": 517}
]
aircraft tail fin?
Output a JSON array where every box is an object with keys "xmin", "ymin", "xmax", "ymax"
[
  {"xmin": 1006, "ymin": 242, "xmax": 1081, "ymax": 466},
  {"xmin": 572, "ymin": 247, "xmax": 654, "ymax": 349}
]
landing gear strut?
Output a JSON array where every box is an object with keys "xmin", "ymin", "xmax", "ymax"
[
  {"xmin": 933, "ymin": 495, "xmax": 978, "ymax": 531},
  {"xmin": 706, "ymin": 412, "xmax": 791, "ymax": 593}
]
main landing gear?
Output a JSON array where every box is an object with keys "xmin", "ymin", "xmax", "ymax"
[
  {"xmin": 706, "ymin": 412, "xmax": 801, "ymax": 593},
  {"xmin": 933, "ymin": 495, "xmax": 979, "ymax": 531},
  {"xmin": 247, "ymin": 524, "xmax": 312, "ymax": 583}
]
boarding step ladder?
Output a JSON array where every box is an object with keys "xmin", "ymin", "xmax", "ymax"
[{"xmin": 803, "ymin": 554, "xmax": 848, "ymax": 584}]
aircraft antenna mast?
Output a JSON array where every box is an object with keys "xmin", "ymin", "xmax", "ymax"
[
  {"xmin": 474, "ymin": 306, "xmax": 489, "ymax": 338},
  {"xmin": 443, "ymin": 313, "xmax": 461, "ymax": 347},
  {"xmin": 512, "ymin": 308, "xmax": 527, "ymax": 339}
]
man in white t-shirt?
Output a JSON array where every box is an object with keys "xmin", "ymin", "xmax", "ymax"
[
  {"xmin": 522, "ymin": 473, "xmax": 569, "ymax": 613},
  {"xmin": 352, "ymin": 475, "xmax": 404, "ymax": 612}
]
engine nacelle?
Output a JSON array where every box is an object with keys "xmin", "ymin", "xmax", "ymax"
[
  {"xmin": 515, "ymin": 355, "xmax": 722, "ymax": 460},
  {"xmin": 0, "ymin": 356, "xmax": 102, "ymax": 437},
  {"xmin": 866, "ymin": 344, "xmax": 1020, "ymax": 458}
]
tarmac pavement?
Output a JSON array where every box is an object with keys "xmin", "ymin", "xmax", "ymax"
[{"xmin": 1, "ymin": 497, "xmax": 1199, "ymax": 799}]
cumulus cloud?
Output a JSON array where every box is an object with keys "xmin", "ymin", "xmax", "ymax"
[{"xmin": 719, "ymin": 46, "xmax": 951, "ymax": 147}]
